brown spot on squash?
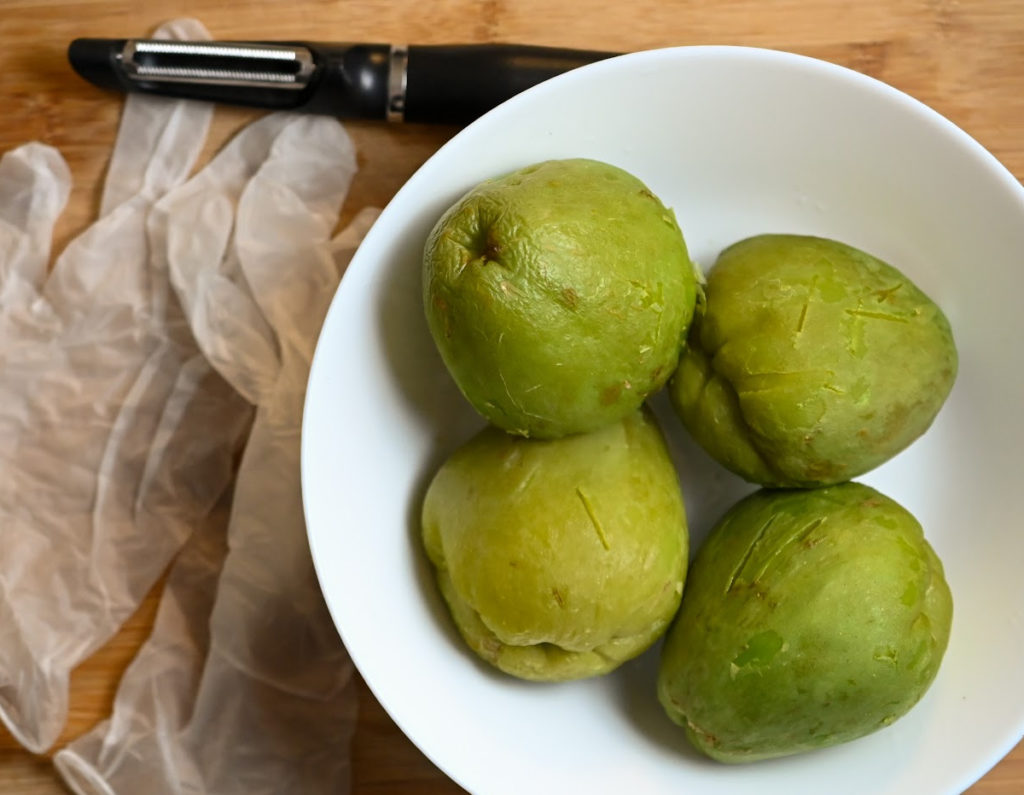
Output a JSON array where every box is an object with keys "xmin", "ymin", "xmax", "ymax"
[
  {"xmin": 600, "ymin": 383, "xmax": 623, "ymax": 405},
  {"xmin": 432, "ymin": 295, "xmax": 453, "ymax": 339},
  {"xmin": 559, "ymin": 287, "xmax": 579, "ymax": 309}
]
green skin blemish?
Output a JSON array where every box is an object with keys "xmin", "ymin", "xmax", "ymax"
[{"xmin": 732, "ymin": 630, "xmax": 785, "ymax": 668}]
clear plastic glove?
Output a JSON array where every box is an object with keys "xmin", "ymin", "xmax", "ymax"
[
  {"xmin": 54, "ymin": 110, "xmax": 374, "ymax": 794},
  {"xmin": 0, "ymin": 18, "xmax": 255, "ymax": 755}
]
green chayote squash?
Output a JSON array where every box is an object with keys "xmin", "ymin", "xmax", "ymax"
[
  {"xmin": 424, "ymin": 158, "xmax": 699, "ymax": 439},
  {"xmin": 658, "ymin": 482, "xmax": 953, "ymax": 762},
  {"xmin": 670, "ymin": 234, "xmax": 957, "ymax": 486},
  {"xmin": 423, "ymin": 409, "xmax": 687, "ymax": 681}
]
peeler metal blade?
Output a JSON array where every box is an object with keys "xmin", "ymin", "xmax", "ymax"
[{"xmin": 119, "ymin": 40, "xmax": 316, "ymax": 90}]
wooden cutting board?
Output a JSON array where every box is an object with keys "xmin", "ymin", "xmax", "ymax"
[{"xmin": 1, "ymin": 0, "xmax": 1022, "ymax": 792}]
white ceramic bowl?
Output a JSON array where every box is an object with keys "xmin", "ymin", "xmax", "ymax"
[{"xmin": 302, "ymin": 46, "xmax": 1024, "ymax": 794}]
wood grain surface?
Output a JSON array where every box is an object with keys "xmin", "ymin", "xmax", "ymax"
[{"xmin": 2, "ymin": 1, "xmax": 1023, "ymax": 792}]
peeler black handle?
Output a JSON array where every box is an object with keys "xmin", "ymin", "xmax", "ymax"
[
  {"xmin": 403, "ymin": 44, "xmax": 612, "ymax": 124},
  {"xmin": 67, "ymin": 38, "xmax": 615, "ymax": 126}
]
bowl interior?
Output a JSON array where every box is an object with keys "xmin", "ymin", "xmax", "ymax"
[{"xmin": 302, "ymin": 46, "xmax": 1024, "ymax": 795}]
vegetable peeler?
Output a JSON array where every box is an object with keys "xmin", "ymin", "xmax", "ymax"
[{"xmin": 67, "ymin": 38, "xmax": 615, "ymax": 125}]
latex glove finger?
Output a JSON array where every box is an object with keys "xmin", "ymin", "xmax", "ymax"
[
  {"xmin": 44, "ymin": 20, "xmax": 213, "ymax": 314},
  {"xmin": 233, "ymin": 115, "xmax": 358, "ymax": 361},
  {"xmin": 99, "ymin": 18, "xmax": 214, "ymax": 216},
  {"xmin": 155, "ymin": 199, "xmax": 374, "ymax": 795},
  {"xmin": 55, "ymin": 501, "xmax": 231, "ymax": 795},
  {"xmin": 0, "ymin": 143, "xmax": 70, "ymax": 291},
  {"xmin": 159, "ymin": 113, "xmax": 319, "ymax": 404}
]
